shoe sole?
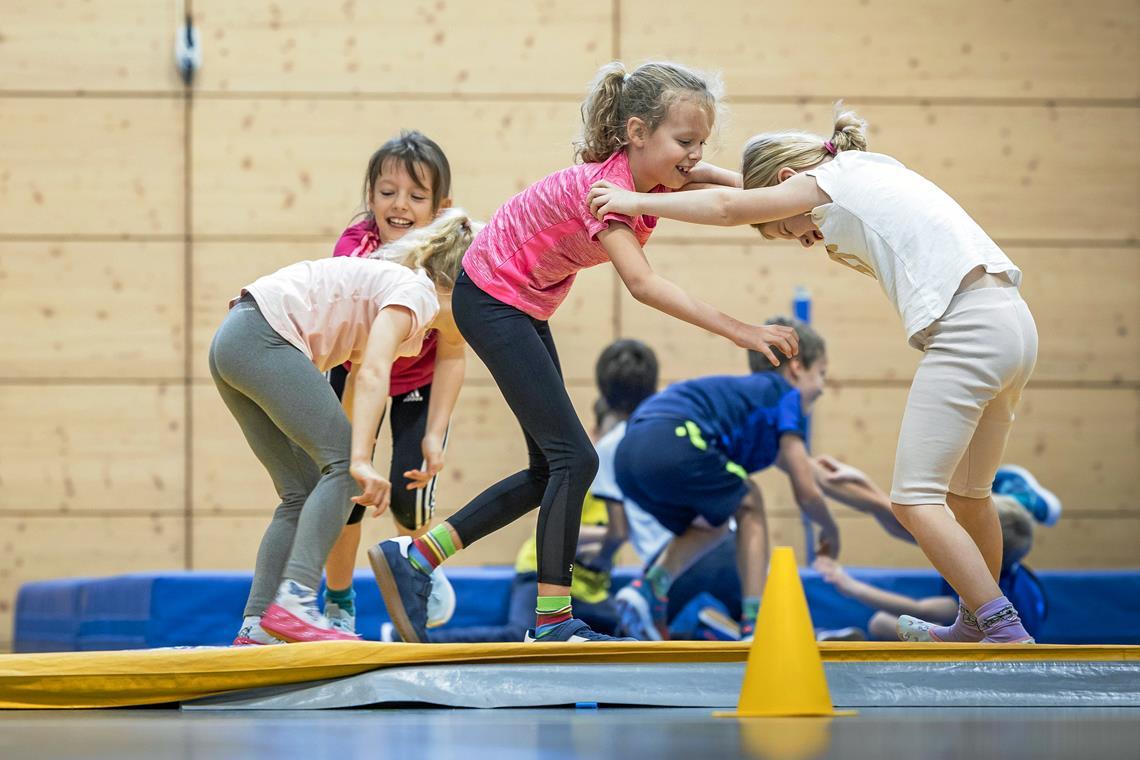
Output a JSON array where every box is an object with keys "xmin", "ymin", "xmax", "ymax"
[
  {"xmin": 368, "ymin": 543, "xmax": 422, "ymax": 644},
  {"xmin": 999, "ymin": 464, "xmax": 1061, "ymax": 526},
  {"xmin": 260, "ymin": 604, "xmax": 360, "ymax": 643}
]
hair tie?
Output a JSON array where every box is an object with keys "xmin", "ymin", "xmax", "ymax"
[{"xmin": 823, "ymin": 140, "xmax": 837, "ymax": 155}]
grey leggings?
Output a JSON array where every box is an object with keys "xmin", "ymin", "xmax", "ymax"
[{"xmin": 209, "ymin": 295, "xmax": 356, "ymax": 617}]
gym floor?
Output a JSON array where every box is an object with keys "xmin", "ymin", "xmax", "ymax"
[{"xmin": 3, "ymin": 706, "xmax": 1138, "ymax": 760}]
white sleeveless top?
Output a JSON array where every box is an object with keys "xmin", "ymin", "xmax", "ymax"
[
  {"xmin": 239, "ymin": 257, "xmax": 439, "ymax": 372},
  {"xmin": 806, "ymin": 151, "xmax": 1021, "ymax": 348}
]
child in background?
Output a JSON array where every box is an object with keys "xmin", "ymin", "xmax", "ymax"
[
  {"xmin": 322, "ymin": 131, "xmax": 463, "ymax": 636},
  {"xmin": 613, "ymin": 317, "xmax": 838, "ymax": 640},
  {"xmin": 225, "ymin": 210, "xmax": 479, "ymax": 644},
  {"xmin": 368, "ymin": 60, "xmax": 799, "ymax": 644},
  {"xmin": 588, "ymin": 103, "xmax": 1038, "ymax": 643},
  {"xmin": 810, "ymin": 459, "xmax": 1053, "ymax": 640}
]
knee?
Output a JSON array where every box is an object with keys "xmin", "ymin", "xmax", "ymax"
[
  {"xmin": 868, "ymin": 611, "xmax": 899, "ymax": 641},
  {"xmin": 738, "ymin": 482, "xmax": 766, "ymax": 517},
  {"xmin": 574, "ymin": 444, "xmax": 600, "ymax": 481}
]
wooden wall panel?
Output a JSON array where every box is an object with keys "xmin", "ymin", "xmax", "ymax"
[
  {"xmin": 0, "ymin": 515, "xmax": 185, "ymax": 648},
  {"xmin": 0, "ymin": 385, "xmax": 185, "ymax": 514},
  {"xmin": 0, "ymin": 241, "xmax": 184, "ymax": 378},
  {"xmin": 191, "ymin": 99, "xmax": 581, "ymax": 236},
  {"xmin": 621, "ymin": 0, "xmax": 1140, "ymax": 99},
  {"xmin": 192, "ymin": 1, "xmax": 611, "ymax": 94},
  {"xmin": 0, "ymin": 1, "xmax": 182, "ymax": 92},
  {"xmin": 0, "ymin": 99, "xmax": 184, "ymax": 236},
  {"xmin": 621, "ymin": 242, "xmax": 1140, "ymax": 385}
]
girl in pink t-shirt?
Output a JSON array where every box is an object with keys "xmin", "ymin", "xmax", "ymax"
[
  {"xmin": 318, "ymin": 131, "xmax": 466, "ymax": 639},
  {"xmin": 216, "ymin": 211, "xmax": 480, "ymax": 645},
  {"xmin": 367, "ymin": 61, "xmax": 800, "ymax": 644}
]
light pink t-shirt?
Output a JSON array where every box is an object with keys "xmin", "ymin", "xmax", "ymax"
[
  {"xmin": 240, "ymin": 257, "xmax": 439, "ymax": 373},
  {"xmin": 462, "ymin": 150, "xmax": 665, "ymax": 320}
]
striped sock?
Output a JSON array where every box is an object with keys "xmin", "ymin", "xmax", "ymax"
[
  {"xmin": 741, "ymin": 596, "xmax": 760, "ymax": 625},
  {"xmin": 408, "ymin": 524, "xmax": 458, "ymax": 576},
  {"xmin": 645, "ymin": 565, "xmax": 673, "ymax": 600},
  {"xmin": 534, "ymin": 595, "xmax": 573, "ymax": 639}
]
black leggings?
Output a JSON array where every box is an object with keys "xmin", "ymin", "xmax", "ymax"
[
  {"xmin": 330, "ymin": 367, "xmax": 444, "ymax": 530},
  {"xmin": 449, "ymin": 270, "xmax": 597, "ymax": 587}
]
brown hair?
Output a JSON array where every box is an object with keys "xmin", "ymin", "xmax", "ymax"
[
  {"xmin": 359, "ymin": 130, "xmax": 452, "ymax": 218},
  {"xmin": 574, "ymin": 61, "xmax": 721, "ymax": 164}
]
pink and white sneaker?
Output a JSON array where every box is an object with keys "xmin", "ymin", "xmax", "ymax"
[
  {"xmin": 232, "ymin": 616, "xmax": 282, "ymax": 646},
  {"xmin": 260, "ymin": 580, "xmax": 362, "ymax": 643}
]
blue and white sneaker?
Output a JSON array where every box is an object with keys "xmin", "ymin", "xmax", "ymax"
[
  {"xmin": 323, "ymin": 598, "xmax": 355, "ymax": 635},
  {"xmin": 993, "ymin": 465, "xmax": 1062, "ymax": 526},
  {"xmin": 615, "ymin": 580, "xmax": 667, "ymax": 641},
  {"xmin": 368, "ymin": 537, "xmax": 431, "ymax": 643},
  {"xmin": 524, "ymin": 618, "xmax": 637, "ymax": 642},
  {"xmin": 427, "ymin": 566, "xmax": 456, "ymax": 628}
]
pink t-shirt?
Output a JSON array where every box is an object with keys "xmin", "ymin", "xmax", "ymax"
[
  {"xmin": 462, "ymin": 150, "xmax": 666, "ymax": 320},
  {"xmin": 241, "ymin": 257, "xmax": 439, "ymax": 373}
]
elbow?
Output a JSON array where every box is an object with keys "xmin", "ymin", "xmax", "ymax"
[
  {"xmin": 626, "ymin": 276, "xmax": 656, "ymax": 306},
  {"xmin": 715, "ymin": 192, "xmax": 741, "ymax": 226}
]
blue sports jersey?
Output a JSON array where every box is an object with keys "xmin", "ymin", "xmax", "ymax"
[{"xmin": 629, "ymin": 372, "xmax": 808, "ymax": 474}]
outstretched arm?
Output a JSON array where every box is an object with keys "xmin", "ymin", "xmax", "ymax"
[
  {"xmin": 598, "ymin": 223, "xmax": 798, "ymax": 367},
  {"xmin": 811, "ymin": 455, "xmax": 915, "ymax": 544},
  {"xmin": 815, "ymin": 557, "xmax": 958, "ymax": 622},
  {"xmin": 589, "ymin": 172, "xmax": 828, "ymax": 227},
  {"xmin": 778, "ymin": 435, "xmax": 841, "ymax": 558},
  {"xmin": 681, "ymin": 161, "xmax": 743, "ymax": 190}
]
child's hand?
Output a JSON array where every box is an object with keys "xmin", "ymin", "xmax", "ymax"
[
  {"xmin": 816, "ymin": 455, "xmax": 870, "ymax": 486},
  {"xmin": 735, "ymin": 323, "xmax": 799, "ymax": 367},
  {"xmin": 816, "ymin": 522, "xmax": 841, "ymax": 559},
  {"xmin": 404, "ymin": 435, "xmax": 445, "ymax": 490},
  {"xmin": 350, "ymin": 462, "xmax": 391, "ymax": 517},
  {"xmin": 813, "ymin": 556, "xmax": 852, "ymax": 593},
  {"xmin": 588, "ymin": 180, "xmax": 639, "ymax": 219}
]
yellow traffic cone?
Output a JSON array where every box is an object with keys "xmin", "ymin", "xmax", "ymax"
[{"xmin": 715, "ymin": 546, "xmax": 854, "ymax": 718}]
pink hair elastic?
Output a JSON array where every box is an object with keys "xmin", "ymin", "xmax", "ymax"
[{"xmin": 823, "ymin": 140, "xmax": 837, "ymax": 155}]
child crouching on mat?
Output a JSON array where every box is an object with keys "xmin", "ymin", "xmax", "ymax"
[
  {"xmin": 613, "ymin": 316, "xmax": 839, "ymax": 640},
  {"xmin": 589, "ymin": 103, "xmax": 1039, "ymax": 643},
  {"xmin": 218, "ymin": 210, "xmax": 481, "ymax": 644}
]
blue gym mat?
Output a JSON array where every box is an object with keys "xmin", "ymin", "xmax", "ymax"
[{"xmin": 13, "ymin": 567, "xmax": 1140, "ymax": 651}]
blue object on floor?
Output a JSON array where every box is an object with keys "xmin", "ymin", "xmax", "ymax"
[{"xmin": 13, "ymin": 566, "xmax": 1140, "ymax": 651}]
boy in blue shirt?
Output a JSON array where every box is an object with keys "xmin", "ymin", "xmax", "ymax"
[{"xmin": 614, "ymin": 317, "xmax": 839, "ymax": 639}]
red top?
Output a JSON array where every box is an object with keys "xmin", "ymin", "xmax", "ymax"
[{"xmin": 333, "ymin": 219, "xmax": 438, "ymax": 396}]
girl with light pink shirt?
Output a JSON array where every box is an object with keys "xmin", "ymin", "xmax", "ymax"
[
  {"xmin": 366, "ymin": 61, "xmax": 799, "ymax": 644},
  {"xmin": 214, "ymin": 210, "xmax": 480, "ymax": 644}
]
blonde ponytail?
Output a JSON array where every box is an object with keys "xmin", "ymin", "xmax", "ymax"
[
  {"xmin": 741, "ymin": 101, "xmax": 870, "ymax": 192},
  {"xmin": 370, "ymin": 208, "xmax": 483, "ymax": 291}
]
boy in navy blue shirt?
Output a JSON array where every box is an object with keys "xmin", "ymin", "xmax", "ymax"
[{"xmin": 614, "ymin": 317, "xmax": 839, "ymax": 639}]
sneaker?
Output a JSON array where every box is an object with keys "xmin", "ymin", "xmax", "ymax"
[
  {"xmin": 696, "ymin": 606, "xmax": 741, "ymax": 641},
  {"xmin": 379, "ymin": 621, "xmax": 399, "ymax": 643},
  {"xmin": 816, "ymin": 626, "xmax": 866, "ymax": 642},
  {"xmin": 524, "ymin": 618, "xmax": 637, "ymax": 642},
  {"xmin": 323, "ymin": 598, "xmax": 356, "ymax": 635},
  {"xmin": 232, "ymin": 616, "xmax": 283, "ymax": 646},
  {"xmin": 260, "ymin": 580, "xmax": 361, "ymax": 643},
  {"xmin": 993, "ymin": 465, "xmax": 1062, "ymax": 526},
  {"xmin": 897, "ymin": 615, "xmax": 938, "ymax": 642},
  {"xmin": 368, "ymin": 537, "xmax": 431, "ymax": 644},
  {"xmin": 615, "ymin": 580, "xmax": 667, "ymax": 641},
  {"xmin": 426, "ymin": 566, "xmax": 456, "ymax": 629}
]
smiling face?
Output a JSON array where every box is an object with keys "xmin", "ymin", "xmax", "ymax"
[
  {"xmin": 368, "ymin": 158, "xmax": 439, "ymax": 243},
  {"xmin": 627, "ymin": 96, "xmax": 713, "ymax": 192}
]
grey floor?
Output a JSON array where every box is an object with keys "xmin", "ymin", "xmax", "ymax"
[{"xmin": 2, "ymin": 707, "xmax": 1138, "ymax": 760}]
